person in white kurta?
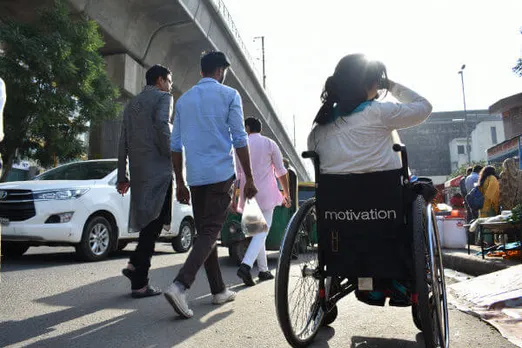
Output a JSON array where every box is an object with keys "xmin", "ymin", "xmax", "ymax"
[{"xmin": 234, "ymin": 117, "xmax": 291, "ymax": 286}]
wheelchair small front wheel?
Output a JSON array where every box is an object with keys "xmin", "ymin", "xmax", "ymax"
[
  {"xmin": 276, "ymin": 198, "xmax": 323, "ymax": 347},
  {"xmin": 411, "ymin": 303, "xmax": 422, "ymax": 331},
  {"xmin": 323, "ymin": 305, "xmax": 338, "ymax": 326}
]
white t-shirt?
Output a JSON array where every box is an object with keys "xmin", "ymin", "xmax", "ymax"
[
  {"xmin": 0, "ymin": 77, "xmax": 5, "ymax": 143},
  {"xmin": 307, "ymin": 82, "xmax": 432, "ymax": 174}
]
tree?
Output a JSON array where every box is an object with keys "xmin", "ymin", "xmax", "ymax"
[
  {"xmin": 514, "ymin": 29, "xmax": 522, "ymax": 76},
  {"xmin": 0, "ymin": 0, "xmax": 120, "ymax": 181},
  {"xmin": 448, "ymin": 160, "xmax": 502, "ymax": 180}
]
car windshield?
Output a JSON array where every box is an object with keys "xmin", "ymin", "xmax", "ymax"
[{"xmin": 35, "ymin": 161, "xmax": 117, "ymax": 181}]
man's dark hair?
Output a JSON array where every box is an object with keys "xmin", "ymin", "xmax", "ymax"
[
  {"xmin": 472, "ymin": 165, "xmax": 483, "ymax": 173},
  {"xmin": 145, "ymin": 64, "xmax": 171, "ymax": 86},
  {"xmin": 466, "ymin": 166, "xmax": 473, "ymax": 175},
  {"xmin": 201, "ymin": 51, "xmax": 230, "ymax": 76},
  {"xmin": 245, "ymin": 117, "xmax": 262, "ymax": 133}
]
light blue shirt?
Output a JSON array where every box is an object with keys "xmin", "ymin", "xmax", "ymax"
[
  {"xmin": 465, "ymin": 172, "xmax": 479, "ymax": 192},
  {"xmin": 171, "ymin": 78, "xmax": 248, "ymax": 186}
]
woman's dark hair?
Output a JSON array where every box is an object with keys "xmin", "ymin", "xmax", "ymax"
[
  {"xmin": 145, "ymin": 65, "xmax": 171, "ymax": 86},
  {"xmin": 245, "ymin": 117, "xmax": 262, "ymax": 133},
  {"xmin": 314, "ymin": 54, "xmax": 388, "ymax": 125},
  {"xmin": 479, "ymin": 165, "xmax": 497, "ymax": 187}
]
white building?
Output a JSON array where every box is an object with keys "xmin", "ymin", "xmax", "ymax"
[{"xmin": 449, "ymin": 120, "xmax": 505, "ymax": 171}]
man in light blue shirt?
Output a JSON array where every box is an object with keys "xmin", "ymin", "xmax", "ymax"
[
  {"xmin": 165, "ymin": 51, "xmax": 258, "ymax": 318},
  {"xmin": 465, "ymin": 165, "xmax": 483, "ymax": 193}
]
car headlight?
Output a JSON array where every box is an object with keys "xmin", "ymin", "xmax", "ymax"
[{"xmin": 34, "ymin": 188, "xmax": 90, "ymax": 201}]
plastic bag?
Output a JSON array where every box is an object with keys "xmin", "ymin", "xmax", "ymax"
[{"xmin": 241, "ymin": 198, "xmax": 268, "ymax": 235}]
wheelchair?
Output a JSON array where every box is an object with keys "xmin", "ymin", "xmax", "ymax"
[{"xmin": 275, "ymin": 144, "xmax": 449, "ymax": 348}]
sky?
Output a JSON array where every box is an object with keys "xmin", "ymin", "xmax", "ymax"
[{"xmin": 220, "ymin": 0, "xmax": 522, "ymax": 173}]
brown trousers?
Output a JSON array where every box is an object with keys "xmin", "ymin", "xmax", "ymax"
[{"xmin": 175, "ymin": 176, "xmax": 234, "ymax": 294}]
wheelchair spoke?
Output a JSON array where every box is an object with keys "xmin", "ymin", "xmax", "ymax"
[{"xmin": 287, "ymin": 249, "xmax": 322, "ymax": 338}]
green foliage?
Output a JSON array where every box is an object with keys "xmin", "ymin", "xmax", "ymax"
[
  {"xmin": 0, "ymin": 0, "xmax": 120, "ymax": 175},
  {"xmin": 448, "ymin": 160, "xmax": 503, "ymax": 180},
  {"xmin": 508, "ymin": 204, "xmax": 522, "ymax": 224},
  {"xmin": 514, "ymin": 29, "xmax": 522, "ymax": 76},
  {"xmin": 514, "ymin": 58, "xmax": 522, "ymax": 77}
]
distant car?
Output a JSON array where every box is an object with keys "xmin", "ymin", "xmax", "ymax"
[{"xmin": 0, "ymin": 159, "xmax": 195, "ymax": 261}]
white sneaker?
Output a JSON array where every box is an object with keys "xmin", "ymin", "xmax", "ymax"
[
  {"xmin": 212, "ymin": 289, "xmax": 237, "ymax": 305},
  {"xmin": 164, "ymin": 283, "xmax": 193, "ymax": 318}
]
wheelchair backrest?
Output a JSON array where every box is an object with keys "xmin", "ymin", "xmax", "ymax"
[{"xmin": 317, "ymin": 169, "xmax": 413, "ymax": 279}]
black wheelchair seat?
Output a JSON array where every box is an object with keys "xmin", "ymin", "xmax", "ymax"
[{"xmin": 317, "ymin": 169, "xmax": 414, "ymax": 279}]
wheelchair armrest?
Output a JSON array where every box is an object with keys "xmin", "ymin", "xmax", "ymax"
[{"xmin": 302, "ymin": 151, "xmax": 318, "ymax": 160}]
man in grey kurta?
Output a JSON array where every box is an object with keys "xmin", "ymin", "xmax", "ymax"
[
  {"xmin": 117, "ymin": 65, "xmax": 173, "ymax": 298},
  {"xmin": 0, "ymin": 77, "xmax": 5, "ymax": 260}
]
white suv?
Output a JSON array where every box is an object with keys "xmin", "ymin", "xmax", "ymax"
[{"xmin": 0, "ymin": 159, "xmax": 195, "ymax": 261}]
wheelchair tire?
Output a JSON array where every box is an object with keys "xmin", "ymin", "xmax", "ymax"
[
  {"xmin": 412, "ymin": 196, "xmax": 449, "ymax": 348},
  {"xmin": 412, "ymin": 195, "xmax": 437, "ymax": 347},
  {"xmin": 411, "ymin": 304, "xmax": 422, "ymax": 331},
  {"xmin": 276, "ymin": 197, "xmax": 324, "ymax": 347}
]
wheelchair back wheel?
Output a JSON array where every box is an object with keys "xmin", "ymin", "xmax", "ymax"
[
  {"xmin": 276, "ymin": 198, "xmax": 323, "ymax": 347},
  {"xmin": 412, "ymin": 196, "xmax": 449, "ymax": 348}
]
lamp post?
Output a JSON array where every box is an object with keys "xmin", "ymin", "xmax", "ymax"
[
  {"xmin": 458, "ymin": 64, "xmax": 471, "ymax": 164},
  {"xmin": 254, "ymin": 36, "xmax": 266, "ymax": 88}
]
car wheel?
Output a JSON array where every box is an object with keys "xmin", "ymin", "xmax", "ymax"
[
  {"xmin": 76, "ymin": 215, "xmax": 113, "ymax": 262},
  {"xmin": 172, "ymin": 219, "xmax": 194, "ymax": 253},
  {"xmin": 1, "ymin": 242, "xmax": 30, "ymax": 259}
]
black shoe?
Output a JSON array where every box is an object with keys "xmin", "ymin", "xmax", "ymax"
[
  {"xmin": 237, "ymin": 263, "xmax": 255, "ymax": 286},
  {"xmin": 258, "ymin": 271, "xmax": 274, "ymax": 281},
  {"xmin": 122, "ymin": 268, "xmax": 134, "ymax": 280},
  {"xmin": 131, "ymin": 285, "xmax": 162, "ymax": 298}
]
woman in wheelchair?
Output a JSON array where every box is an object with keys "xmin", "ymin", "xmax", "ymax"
[
  {"xmin": 307, "ymin": 53, "xmax": 432, "ymax": 174},
  {"xmin": 307, "ymin": 54, "xmax": 432, "ymax": 306},
  {"xmin": 276, "ymin": 54, "xmax": 447, "ymax": 348}
]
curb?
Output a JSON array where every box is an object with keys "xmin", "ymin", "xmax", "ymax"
[{"xmin": 442, "ymin": 248, "xmax": 517, "ymax": 276}]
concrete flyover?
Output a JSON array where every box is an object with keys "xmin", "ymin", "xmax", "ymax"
[{"xmin": 0, "ymin": 0, "xmax": 310, "ymax": 181}]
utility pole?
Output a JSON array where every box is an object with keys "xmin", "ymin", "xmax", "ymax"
[
  {"xmin": 254, "ymin": 36, "xmax": 266, "ymax": 88},
  {"xmin": 458, "ymin": 64, "xmax": 471, "ymax": 164}
]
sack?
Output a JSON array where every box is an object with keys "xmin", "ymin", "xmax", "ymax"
[
  {"xmin": 466, "ymin": 187, "xmax": 484, "ymax": 211},
  {"xmin": 241, "ymin": 198, "xmax": 268, "ymax": 235}
]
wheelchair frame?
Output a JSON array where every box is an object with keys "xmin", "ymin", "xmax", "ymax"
[{"xmin": 275, "ymin": 144, "xmax": 449, "ymax": 348}]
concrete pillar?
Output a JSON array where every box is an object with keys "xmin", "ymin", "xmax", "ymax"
[{"xmin": 88, "ymin": 54, "xmax": 144, "ymax": 159}]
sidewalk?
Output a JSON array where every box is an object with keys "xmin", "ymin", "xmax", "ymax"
[{"xmin": 443, "ymin": 246, "xmax": 522, "ymax": 347}]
